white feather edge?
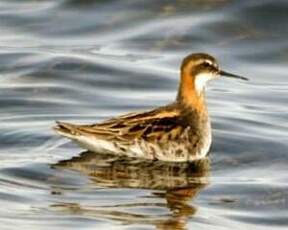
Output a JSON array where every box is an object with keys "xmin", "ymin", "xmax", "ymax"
[
  {"xmin": 55, "ymin": 129, "xmax": 117, "ymax": 153},
  {"xmin": 55, "ymin": 129, "xmax": 147, "ymax": 158}
]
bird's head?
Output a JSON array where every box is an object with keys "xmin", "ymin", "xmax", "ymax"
[{"xmin": 180, "ymin": 53, "xmax": 248, "ymax": 94}]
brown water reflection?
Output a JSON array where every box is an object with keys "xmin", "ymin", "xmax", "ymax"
[{"xmin": 52, "ymin": 152, "xmax": 210, "ymax": 229}]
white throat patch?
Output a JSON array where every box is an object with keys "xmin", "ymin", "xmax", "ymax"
[{"xmin": 195, "ymin": 73, "xmax": 214, "ymax": 94}]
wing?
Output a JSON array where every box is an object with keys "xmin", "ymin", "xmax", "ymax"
[{"xmin": 55, "ymin": 104, "xmax": 187, "ymax": 144}]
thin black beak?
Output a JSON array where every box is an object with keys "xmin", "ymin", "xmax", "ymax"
[{"xmin": 219, "ymin": 70, "xmax": 248, "ymax": 81}]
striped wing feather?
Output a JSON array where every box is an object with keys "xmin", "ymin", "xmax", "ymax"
[{"xmin": 74, "ymin": 105, "xmax": 185, "ymax": 143}]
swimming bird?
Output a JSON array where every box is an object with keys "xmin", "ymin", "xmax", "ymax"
[{"xmin": 54, "ymin": 53, "xmax": 247, "ymax": 162}]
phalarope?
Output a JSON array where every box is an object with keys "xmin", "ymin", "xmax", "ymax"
[{"xmin": 54, "ymin": 53, "xmax": 247, "ymax": 162}]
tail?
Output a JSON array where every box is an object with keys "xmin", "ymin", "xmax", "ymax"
[
  {"xmin": 53, "ymin": 121, "xmax": 117, "ymax": 154},
  {"xmin": 53, "ymin": 121, "xmax": 81, "ymax": 139}
]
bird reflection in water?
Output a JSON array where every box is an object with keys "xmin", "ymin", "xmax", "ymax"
[{"xmin": 51, "ymin": 151, "xmax": 210, "ymax": 230}]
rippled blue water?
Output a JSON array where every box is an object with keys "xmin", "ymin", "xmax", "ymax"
[{"xmin": 0, "ymin": 0, "xmax": 287, "ymax": 229}]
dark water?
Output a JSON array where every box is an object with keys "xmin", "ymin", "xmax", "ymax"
[{"xmin": 0, "ymin": 0, "xmax": 287, "ymax": 229}]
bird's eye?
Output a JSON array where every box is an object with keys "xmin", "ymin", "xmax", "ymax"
[{"xmin": 203, "ymin": 62, "xmax": 210, "ymax": 67}]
